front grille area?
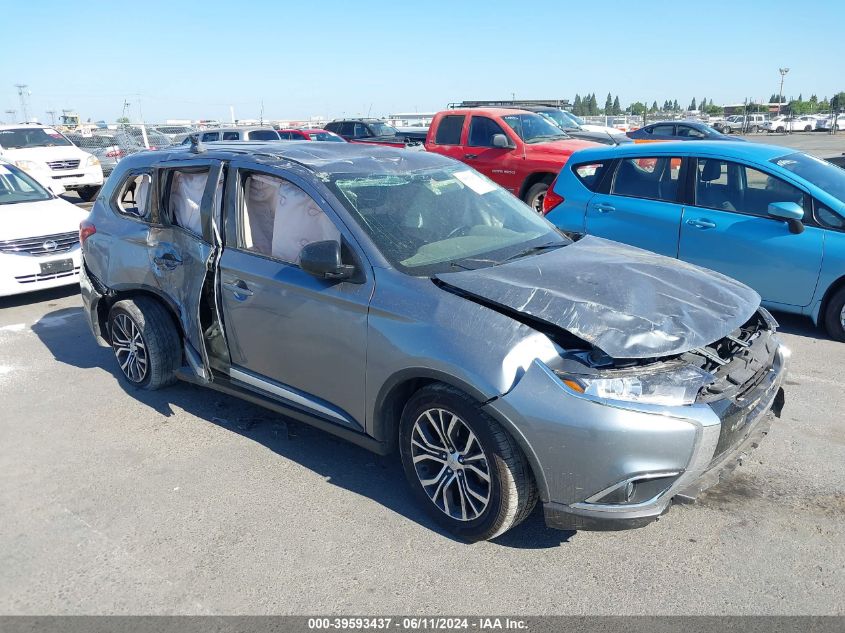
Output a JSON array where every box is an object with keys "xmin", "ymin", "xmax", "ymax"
[
  {"xmin": 685, "ymin": 310, "xmax": 776, "ymax": 403},
  {"xmin": 15, "ymin": 266, "xmax": 80, "ymax": 284},
  {"xmin": 46, "ymin": 159, "xmax": 81, "ymax": 171},
  {"xmin": 685, "ymin": 310, "xmax": 782, "ymax": 461},
  {"xmin": 0, "ymin": 232, "xmax": 80, "ymax": 256}
]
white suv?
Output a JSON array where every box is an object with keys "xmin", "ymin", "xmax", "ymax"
[{"xmin": 0, "ymin": 124, "xmax": 104, "ymax": 201}]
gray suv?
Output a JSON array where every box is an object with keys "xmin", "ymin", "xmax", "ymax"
[{"xmin": 79, "ymin": 142, "xmax": 788, "ymax": 541}]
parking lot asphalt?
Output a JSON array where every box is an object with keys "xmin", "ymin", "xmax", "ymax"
[
  {"xmin": 743, "ymin": 130, "xmax": 845, "ymax": 157},
  {"xmin": 1, "ymin": 285, "xmax": 844, "ymax": 615},
  {"xmin": 2, "ymin": 136, "xmax": 844, "ymax": 615}
]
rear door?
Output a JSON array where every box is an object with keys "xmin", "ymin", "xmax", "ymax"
[
  {"xmin": 217, "ymin": 161, "xmax": 372, "ymax": 430},
  {"xmin": 585, "ymin": 155, "xmax": 686, "ymax": 257},
  {"xmin": 427, "ymin": 114, "xmax": 466, "ymax": 163},
  {"xmin": 678, "ymin": 157, "xmax": 824, "ymax": 307},
  {"xmin": 148, "ymin": 158, "xmax": 225, "ymax": 379}
]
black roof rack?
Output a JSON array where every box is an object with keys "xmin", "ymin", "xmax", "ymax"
[{"xmin": 448, "ymin": 99, "xmax": 572, "ymax": 110}]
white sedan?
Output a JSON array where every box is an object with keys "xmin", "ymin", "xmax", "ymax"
[
  {"xmin": 0, "ymin": 160, "xmax": 88, "ymax": 297},
  {"xmin": 817, "ymin": 114, "xmax": 845, "ymax": 131}
]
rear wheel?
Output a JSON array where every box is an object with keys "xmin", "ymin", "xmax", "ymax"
[
  {"xmin": 399, "ymin": 384, "xmax": 538, "ymax": 541},
  {"xmin": 823, "ymin": 287, "xmax": 845, "ymax": 342},
  {"xmin": 76, "ymin": 186, "xmax": 100, "ymax": 202},
  {"xmin": 524, "ymin": 181, "xmax": 551, "ymax": 214},
  {"xmin": 108, "ymin": 297, "xmax": 181, "ymax": 390},
  {"xmin": 804, "ymin": 125, "xmax": 812, "ymax": 132}
]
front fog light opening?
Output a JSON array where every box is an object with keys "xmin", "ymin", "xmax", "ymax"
[{"xmin": 588, "ymin": 473, "xmax": 681, "ymax": 506}]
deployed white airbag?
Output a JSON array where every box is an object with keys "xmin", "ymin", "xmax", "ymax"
[{"xmin": 169, "ymin": 171, "xmax": 208, "ymax": 235}]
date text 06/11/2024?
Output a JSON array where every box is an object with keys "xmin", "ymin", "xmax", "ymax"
[{"xmin": 307, "ymin": 617, "xmax": 528, "ymax": 630}]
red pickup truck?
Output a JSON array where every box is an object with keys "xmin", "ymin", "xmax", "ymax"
[{"xmin": 425, "ymin": 108, "xmax": 596, "ymax": 211}]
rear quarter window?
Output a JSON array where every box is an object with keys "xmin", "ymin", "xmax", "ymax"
[
  {"xmin": 572, "ymin": 161, "xmax": 610, "ymax": 192},
  {"xmin": 434, "ymin": 115, "xmax": 465, "ymax": 145}
]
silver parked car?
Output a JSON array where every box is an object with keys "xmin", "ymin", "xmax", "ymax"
[{"xmin": 79, "ymin": 142, "xmax": 788, "ymax": 541}]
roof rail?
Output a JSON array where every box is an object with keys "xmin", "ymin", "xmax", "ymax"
[{"xmin": 449, "ymin": 99, "xmax": 572, "ymax": 110}]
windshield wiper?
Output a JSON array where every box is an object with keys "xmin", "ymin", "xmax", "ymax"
[
  {"xmin": 501, "ymin": 242, "xmax": 565, "ymax": 263},
  {"xmin": 449, "ymin": 257, "xmax": 501, "ymax": 271}
]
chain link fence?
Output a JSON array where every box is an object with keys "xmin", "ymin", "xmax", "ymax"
[{"xmin": 62, "ymin": 124, "xmax": 197, "ymax": 177}]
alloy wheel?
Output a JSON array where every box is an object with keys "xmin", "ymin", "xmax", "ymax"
[
  {"xmin": 111, "ymin": 313, "xmax": 148, "ymax": 383},
  {"xmin": 531, "ymin": 191, "xmax": 546, "ymax": 214},
  {"xmin": 410, "ymin": 408, "xmax": 491, "ymax": 521}
]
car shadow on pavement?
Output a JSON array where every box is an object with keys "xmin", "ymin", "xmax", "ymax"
[
  {"xmin": 768, "ymin": 311, "xmax": 830, "ymax": 340},
  {"xmin": 31, "ymin": 305, "xmax": 574, "ymax": 549},
  {"xmin": 0, "ymin": 284, "xmax": 80, "ymax": 311}
]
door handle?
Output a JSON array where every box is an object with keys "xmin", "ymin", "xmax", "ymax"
[
  {"xmin": 687, "ymin": 218, "xmax": 717, "ymax": 229},
  {"xmin": 222, "ymin": 279, "xmax": 253, "ymax": 298},
  {"xmin": 593, "ymin": 203, "xmax": 615, "ymax": 213},
  {"xmin": 153, "ymin": 253, "xmax": 182, "ymax": 269},
  {"xmin": 464, "ymin": 153, "xmax": 478, "ymax": 159}
]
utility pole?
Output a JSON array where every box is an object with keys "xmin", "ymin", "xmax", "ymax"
[
  {"xmin": 778, "ymin": 68, "xmax": 789, "ymax": 115},
  {"xmin": 15, "ymin": 84, "xmax": 30, "ymax": 122},
  {"xmin": 45, "ymin": 109, "xmax": 56, "ymax": 126}
]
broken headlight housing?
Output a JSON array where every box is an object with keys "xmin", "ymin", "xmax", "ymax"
[{"xmin": 556, "ymin": 364, "xmax": 714, "ymax": 407}]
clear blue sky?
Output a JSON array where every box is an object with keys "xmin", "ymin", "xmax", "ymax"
[{"xmin": 1, "ymin": 0, "xmax": 843, "ymax": 123}]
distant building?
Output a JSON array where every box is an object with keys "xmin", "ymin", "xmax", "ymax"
[
  {"xmin": 386, "ymin": 112, "xmax": 437, "ymax": 127},
  {"xmin": 723, "ymin": 103, "xmax": 782, "ymax": 115}
]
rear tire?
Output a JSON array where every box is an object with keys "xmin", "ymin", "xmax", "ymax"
[
  {"xmin": 524, "ymin": 181, "xmax": 551, "ymax": 214},
  {"xmin": 823, "ymin": 287, "xmax": 845, "ymax": 342},
  {"xmin": 399, "ymin": 384, "xmax": 538, "ymax": 542},
  {"xmin": 108, "ymin": 297, "xmax": 181, "ymax": 390},
  {"xmin": 76, "ymin": 186, "xmax": 100, "ymax": 202}
]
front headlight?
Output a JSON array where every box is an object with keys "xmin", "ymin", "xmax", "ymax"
[
  {"xmin": 14, "ymin": 159, "xmax": 41, "ymax": 172},
  {"xmin": 556, "ymin": 364, "xmax": 714, "ymax": 407},
  {"xmin": 85, "ymin": 155, "xmax": 100, "ymax": 167}
]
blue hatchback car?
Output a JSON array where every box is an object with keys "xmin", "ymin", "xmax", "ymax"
[{"xmin": 544, "ymin": 141, "xmax": 845, "ymax": 340}]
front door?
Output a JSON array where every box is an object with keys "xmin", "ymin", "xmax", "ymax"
[
  {"xmin": 678, "ymin": 157, "xmax": 824, "ymax": 307},
  {"xmin": 461, "ymin": 115, "xmax": 521, "ymax": 196},
  {"xmin": 148, "ymin": 159, "xmax": 225, "ymax": 379},
  {"xmin": 217, "ymin": 163, "xmax": 372, "ymax": 430},
  {"xmin": 586, "ymin": 155, "xmax": 685, "ymax": 257}
]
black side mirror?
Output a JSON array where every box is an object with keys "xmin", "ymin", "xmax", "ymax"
[{"xmin": 300, "ymin": 240, "xmax": 355, "ymax": 280}]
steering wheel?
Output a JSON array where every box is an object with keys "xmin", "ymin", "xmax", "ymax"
[{"xmin": 446, "ymin": 225, "xmax": 471, "ymax": 239}]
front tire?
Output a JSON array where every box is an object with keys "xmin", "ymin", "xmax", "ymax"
[
  {"xmin": 823, "ymin": 287, "xmax": 845, "ymax": 342},
  {"xmin": 524, "ymin": 181, "xmax": 551, "ymax": 214},
  {"xmin": 108, "ymin": 297, "xmax": 181, "ymax": 390},
  {"xmin": 399, "ymin": 384, "xmax": 538, "ymax": 541},
  {"xmin": 76, "ymin": 186, "xmax": 101, "ymax": 202}
]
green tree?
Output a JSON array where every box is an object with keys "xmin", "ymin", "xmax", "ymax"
[
  {"xmin": 629, "ymin": 102, "xmax": 646, "ymax": 116},
  {"xmin": 689, "ymin": 97, "xmax": 697, "ymax": 111},
  {"xmin": 589, "ymin": 93, "xmax": 598, "ymax": 115},
  {"xmin": 651, "ymin": 100, "xmax": 658, "ymax": 112},
  {"xmin": 116, "ymin": 116, "xmax": 130, "ymax": 124},
  {"xmin": 604, "ymin": 92, "xmax": 613, "ymax": 114},
  {"xmin": 573, "ymin": 94, "xmax": 583, "ymax": 116},
  {"xmin": 673, "ymin": 99, "xmax": 679, "ymax": 110},
  {"xmin": 831, "ymin": 92, "xmax": 845, "ymax": 112},
  {"xmin": 701, "ymin": 97, "xmax": 707, "ymax": 110},
  {"xmin": 612, "ymin": 95, "xmax": 621, "ymax": 115}
]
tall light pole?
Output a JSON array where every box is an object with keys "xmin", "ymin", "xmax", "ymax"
[
  {"xmin": 15, "ymin": 83, "xmax": 30, "ymax": 122},
  {"xmin": 5, "ymin": 109, "xmax": 17, "ymax": 123},
  {"xmin": 778, "ymin": 68, "xmax": 790, "ymax": 115}
]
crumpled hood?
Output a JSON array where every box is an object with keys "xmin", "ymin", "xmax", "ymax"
[{"xmin": 434, "ymin": 235, "xmax": 761, "ymax": 359}]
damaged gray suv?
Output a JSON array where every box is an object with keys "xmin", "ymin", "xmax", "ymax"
[{"xmin": 79, "ymin": 141, "xmax": 788, "ymax": 541}]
